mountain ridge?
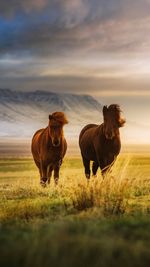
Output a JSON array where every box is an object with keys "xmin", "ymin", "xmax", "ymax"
[{"xmin": 0, "ymin": 88, "xmax": 103, "ymax": 138}]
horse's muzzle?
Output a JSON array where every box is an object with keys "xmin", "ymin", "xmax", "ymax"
[
  {"xmin": 105, "ymin": 133, "xmax": 114, "ymax": 140},
  {"xmin": 52, "ymin": 140, "xmax": 60, "ymax": 147}
]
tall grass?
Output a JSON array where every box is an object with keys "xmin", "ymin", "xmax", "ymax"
[
  {"xmin": 70, "ymin": 155, "xmax": 150, "ymax": 215},
  {"xmin": 0, "ymin": 155, "xmax": 150, "ymax": 223},
  {"xmin": 0, "ymin": 156, "xmax": 150, "ymax": 267}
]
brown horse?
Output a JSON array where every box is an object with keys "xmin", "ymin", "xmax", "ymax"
[
  {"xmin": 31, "ymin": 112, "xmax": 68, "ymax": 186},
  {"xmin": 79, "ymin": 104, "xmax": 125, "ymax": 179}
]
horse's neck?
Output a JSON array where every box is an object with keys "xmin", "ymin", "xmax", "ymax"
[
  {"xmin": 45, "ymin": 127, "xmax": 52, "ymax": 145},
  {"xmin": 45, "ymin": 127, "xmax": 64, "ymax": 144},
  {"xmin": 99, "ymin": 123, "xmax": 105, "ymax": 136}
]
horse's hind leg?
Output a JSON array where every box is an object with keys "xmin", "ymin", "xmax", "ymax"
[
  {"xmin": 92, "ymin": 161, "xmax": 99, "ymax": 177},
  {"xmin": 82, "ymin": 156, "xmax": 91, "ymax": 179}
]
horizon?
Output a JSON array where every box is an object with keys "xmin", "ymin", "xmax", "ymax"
[{"xmin": 1, "ymin": 138, "xmax": 150, "ymax": 158}]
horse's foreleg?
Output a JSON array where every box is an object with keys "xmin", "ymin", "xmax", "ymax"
[
  {"xmin": 82, "ymin": 156, "xmax": 91, "ymax": 179},
  {"xmin": 40, "ymin": 162, "xmax": 48, "ymax": 185},
  {"xmin": 95, "ymin": 154, "xmax": 107, "ymax": 178},
  {"xmin": 34, "ymin": 159, "xmax": 43, "ymax": 181},
  {"xmin": 92, "ymin": 161, "xmax": 99, "ymax": 177},
  {"xmin": 47, "ymin": 165, "xmax": 53, "ymax": 184},
  {"xmin": 101, "ymin": 156, "xmax": 116, "ymax": 177},
  {"xmin": 54, "ymin": 163, "xmax": 60, "ymax": 185},
  {"xmin": 38, "ymin": 167, "xmax": 42, "ymax": 178},
  {"xmin": 54, "ymin": 167, "xmax": 59, "ymax": 185}
]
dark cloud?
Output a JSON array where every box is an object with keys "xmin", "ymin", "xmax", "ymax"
[
  {"xmin": 1, "ymin": 1, "xmax": 150, "ymax": 20},
  {"xmin": 0, "ymin": 0, "xmax": 150, "ymax": 57},
  {"xmin": 1, "ymin": 70, "xmax": 150, "ymax": 95},
  {"xmin": 0, "ymin": 0, "xmax": 48, "ymax": 17}
]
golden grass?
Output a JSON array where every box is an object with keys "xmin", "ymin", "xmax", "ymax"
[{"xmin": 0, "ymin": 154, "xmax": 150, "ymax": 223}]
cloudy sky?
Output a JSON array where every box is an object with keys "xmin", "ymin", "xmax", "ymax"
[{"xmin": 0, "ymin": 0, "xmax": 150, "ymax": 143}]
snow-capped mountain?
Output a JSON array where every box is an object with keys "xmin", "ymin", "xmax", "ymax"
[{"xmin": 0, "ymin": 89, "xmax": 103, "ymax": 139}]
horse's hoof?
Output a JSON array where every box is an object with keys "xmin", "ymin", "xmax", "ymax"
[
  {"xmin": 40, "ymin": 180, "xmax": 47, "ymax": 187},
  {"xmin": 54, "ymin": 178, "xmax": 59, "ymax": 185},
  {"xmin": 85, "ymin": 174, "xmax": 90, "ymax": 179},
  {"xmin": 41, "ymin": 177, "xmax": 47, "ymax": 183}
]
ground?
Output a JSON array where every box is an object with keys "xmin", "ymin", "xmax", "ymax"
[{"xmin": 0, "ymin": 155, "xmax": 150, "ymax": 267}]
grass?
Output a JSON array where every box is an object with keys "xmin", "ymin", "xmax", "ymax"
[
  {"xmin": 1, "ymin": 216, "xmax": 150, "ymax": 267},
  {"xmin": 0, "ymin": 154, "xmax": 150, "ymax": 266}
]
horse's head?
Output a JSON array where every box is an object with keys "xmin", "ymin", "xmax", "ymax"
[
  {"xmin": 48, "ymin": 112, "xmax": 68, "ymax": 147},
  {"xmin": 103, "ymin": 104, "xmax": 125, "ymax": 140}
]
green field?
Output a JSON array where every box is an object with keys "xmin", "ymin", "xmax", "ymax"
[{"xmin": 0, "ymin": 155, "xmax": 150, "ymax": 267}]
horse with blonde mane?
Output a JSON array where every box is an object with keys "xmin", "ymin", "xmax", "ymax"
[
  {"xmin": 31, "ymin": 112, "xmax": 68, "ymax": 186},
  {"xmin": 79, "ymin": 104, "xmax": 125, "ymax": 179}
]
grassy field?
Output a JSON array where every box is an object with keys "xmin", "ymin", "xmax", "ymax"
[{"xmin": 0, "ymin": 155, "xmax": 150, "ymax": 267}]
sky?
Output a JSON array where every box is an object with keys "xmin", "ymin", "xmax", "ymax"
[{"xmin": 0, "ymin": 0, "xmax": 150, "ymax": 143}]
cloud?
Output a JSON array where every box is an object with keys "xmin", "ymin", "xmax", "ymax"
[
  {"xmin": 0, "ymin": 0, "xmax": 150, "ymax": 59},
  {"xmin": 1, "ymin": 63, "xmax": 150, "ymax": 95},
  {"xmin": 0, "ymin": 0, "xmax": 150, "ymax": 96},
  {"xmin": 1, "ymin": 15, "xmax": 150, "ymax": 59},
  {"xmin": 0, "ymin": 0, "xmax": 48, "ymax": 17}
]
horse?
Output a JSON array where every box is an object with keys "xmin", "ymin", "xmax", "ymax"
[
  {"xmin": 31, "ymin": 112, "xmax": 68, "ymax": 186},
  {"xmin": 79, "ymin": 104, "xmax": 125, "ymax": 179}
]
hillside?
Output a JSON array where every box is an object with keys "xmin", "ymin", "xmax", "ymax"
[{"xmin": 0, "ymin": 89, "xmax": 103, "ymax": 138}]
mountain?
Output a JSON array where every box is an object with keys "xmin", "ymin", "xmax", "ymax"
[{"xmin": 0, "ymin": 89, "xmax": 103, "ymax": 139}]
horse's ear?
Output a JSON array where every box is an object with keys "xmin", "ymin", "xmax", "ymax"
[
  {"xmin": 103, "ymin": 106, "xmax": 108, "ymax": 116},
  {"xmin": 49, "ymin": 114, "xmax": 53, "ymax": 120}
]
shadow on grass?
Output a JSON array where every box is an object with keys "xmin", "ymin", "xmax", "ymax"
[{"xmin": 0, "ymin": 215, "xmax": 150, "ymax": 267}]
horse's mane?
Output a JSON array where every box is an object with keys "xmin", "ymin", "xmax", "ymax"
[
  {"xmin": 49, "ymin": 112, "xmax": 68, "ymax": 125},
  {"xmin": 108, "ymin": 104, "xmax": 121, "ymax": 114},
  {"xmin": 108, "ymin": 104, "xmax": 125, "ymax": 127}
]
